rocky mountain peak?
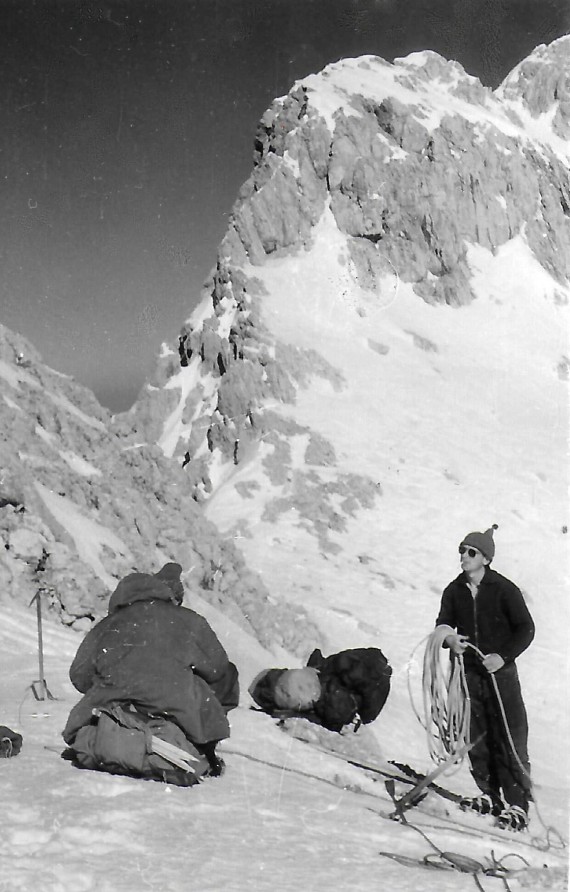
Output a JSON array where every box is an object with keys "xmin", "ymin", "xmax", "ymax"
[
  {"xmin": 122, "ymin": 41, "xmax": 568, "ymax": 662},
  {"xmin": 130, "ymin": 39, "xmax": 569, "ymax": 464},
  {"xmin": 3, "ymin": 40, "xmax": 568, "ymax": 670},
  {"xmin": 496, "ymin": 35, "xmax": 570, "ymax": 139}
]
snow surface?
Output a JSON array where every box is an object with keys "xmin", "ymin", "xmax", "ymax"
[
  {"xmin": 2, "ymin": 409, "xmax": 569, "ymax": 889},
  {"xmin": 0, "ymin": 357, "xmax": 38, "ymax": 390},
  {"xmin": 33, "ymin": 483, "xmax": 130, "ymax": 589},
  {"xmin": 203, "ymin": 207, "xmax": 569, "ymax": 780},
  {"xmin": 2, "ymin": 45, "xmax": 569, "ymax": 892},
  {"xmin": 1, "ymin": 590, "xmax": 568, "ymax": 892}
]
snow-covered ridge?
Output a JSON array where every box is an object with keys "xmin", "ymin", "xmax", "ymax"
[
  {"xmin": 1, "ymin": 40, "xmax": 568, "ymax": 890},
  {"xmin": 0, "ymin": 323, "xmax": 318, "ymax": 656},
  {"xmin": 496, "ymin": 35, "xmax": 570, "ymax": 142},
  {"xmin": 296, "ymin": 44, "xmax": 570, "ymax": 162},
  {"xmin": 134, "ymin": 38, "xmax": 569, "ymax": 478},
  {"xmin": 122, "ymin": 39, "xmax": 569, "ymax": 801}
]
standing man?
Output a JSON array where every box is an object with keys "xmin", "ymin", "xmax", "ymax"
[{"xmin": 435, "ymin": 525, "xmax": 535, "ymax": 831}]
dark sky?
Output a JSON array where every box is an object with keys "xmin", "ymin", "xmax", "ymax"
[{"xmin": 1, "ymin": 0, "xmax": 568, "ymax": 412}]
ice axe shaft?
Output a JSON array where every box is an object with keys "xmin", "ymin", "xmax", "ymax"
[{"xmin": 28, "ymin": 591, "xmax": 56, "ymax": 701}]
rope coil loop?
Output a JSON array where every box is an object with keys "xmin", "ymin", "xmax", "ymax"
[
  {"xmin": 422, "ymin": 625, "xmax": 471, "ymax": 765},
  {"xmin": 417, "ymin": 628, "xmax": 568, "ymax": 852}
]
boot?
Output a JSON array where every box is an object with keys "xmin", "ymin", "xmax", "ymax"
[
  {"xmin": 459, "ymin": 793, "xmax": 503, "ymax": 817},
  {"xmin": 197, "ymin": 741, "xmax": 226, "ymax": 778},
  {"xmin": 496, "ymin": 805, "xmax": 529, "ymax": 832}
]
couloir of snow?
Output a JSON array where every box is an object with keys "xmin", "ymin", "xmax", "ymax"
[{"xmin": 204, "ymin": 208, "xmax": 569, "ymax": 791}]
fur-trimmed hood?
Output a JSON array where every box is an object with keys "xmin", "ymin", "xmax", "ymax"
[{"xmin": 108, "ymin": 573, "xmax": 176, "ymax": 614}]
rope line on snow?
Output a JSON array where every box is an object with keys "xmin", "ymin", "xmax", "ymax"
[
  {"xmin": 381, "ymin": 803, "xmax": 532, "ymax": 891},
  {"xmin": 465, "ymin": 641, "xmax": 566, "ymax": 852},
  {"xmin": 230, "ymin": 743, "xmax": 540, "ymax": 889},
  {"xmin": 417, "ymin": 628, "xmax": 567, "ymax": 853}
]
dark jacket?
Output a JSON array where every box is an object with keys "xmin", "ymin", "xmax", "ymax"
[
  {"xmin": 63, "ymin": 573, "xmax": 239, "ymax": 746},
  {"xmin": 308, "ymin": 647, "xmax": 392, "ymax": 730},
  {"xmin": 250, "ymin": 647, "xmax": 392, "ymax": 733},
  {"xmin": 436, "ymin": 567, "xmax": 535, "ymax": 671}
]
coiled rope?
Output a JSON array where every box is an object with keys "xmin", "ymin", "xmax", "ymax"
[
  {"xmin": 419, "ymin": 627, "xmax": 567, "ymax": 852},
  {"xmin": 422, "ymin": 624, "xmax": 471, "ymax": 764}
]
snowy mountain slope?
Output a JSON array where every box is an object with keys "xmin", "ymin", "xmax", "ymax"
[
  {"xmin": 124, "ymin": 39, "xmax": 570, "ymax": 783},
  {"xmin": 0, "ymin": 324, "xmax": 318, "ymax": 655},
  {"xmin": 1, "ymin": 38, "xmax": 569, "ymax": 891},
  {"xmin": 1, "ymin": 600, "xmax": 567, "ymax": 892}
]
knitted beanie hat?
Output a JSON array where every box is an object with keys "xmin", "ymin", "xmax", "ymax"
[
  {"xmin": 273, "ymin": 668, "xmax": 322, "ymax": 711},
  {"xmin": 461, "ymin": 524, "xmax": 498, "ymax": 561},
  {"xmin": 154, "ymin": 562, "xmax": 185, "ymax": 603}
]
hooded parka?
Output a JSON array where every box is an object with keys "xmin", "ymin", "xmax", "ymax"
[{"xmin": 63, "ymin": 570, "xmax": 239, "ymax": 747}]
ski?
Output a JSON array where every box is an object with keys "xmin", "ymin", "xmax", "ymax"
[
  {"xmin": 386, "ymin": 738, "xmax": 478, "ymax": 819},
  {"xmin": 276, "ymin": 732, "xmax": 464, "ymax": 805},
  {"xmin": 273, "ymin": 724, "xmax": 556, "ymax": 852}
]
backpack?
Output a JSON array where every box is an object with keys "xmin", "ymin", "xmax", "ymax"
[
  {"xmin": 69, "ymin": 706, "xmax": 210, "ymax": 785},
  {"xmin": 0, "ymin": 725, "xmax": 23, "ymax": 757},
  {"xmin": 308, "ymin": 647, "xmax": 392, "ymax": 727},
  {"xmin": 313, "ymin": 676, "xmax": 359, "ymax": 732}
]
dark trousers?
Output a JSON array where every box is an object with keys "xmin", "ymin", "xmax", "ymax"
[{"xmin": 466, "ymin": 662, "xmax": 531, "ymax": 811}]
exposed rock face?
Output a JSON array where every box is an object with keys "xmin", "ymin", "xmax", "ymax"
[
  {"xmin": 496, "ymin": 38, "xmax": 570, "ymax": 139},
  {"xmin": 230, "ymin": 87, "xmax": 330, "ymax": 263},
  {"xmin": 120, "ymin": 38, "xmax": 568, "ymax": 653},
  {"xmin": 3, "ymin": 39, "xmax": 569, "ymax": 666},
  {"xmin": 215, "ymin": 44, "xmax": 570, "ymax": 310},
  {"xmin": 0, "ymin": 325, "xmax": 318, "ymax": 655},
  {"xmin": 129, "ymin": 37, "xmax": 569, "ymax": 471}
]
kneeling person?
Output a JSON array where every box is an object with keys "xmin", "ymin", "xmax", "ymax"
[{"xmin": 63, "ymin": 563, "xmax": 239, "ymax": 785}]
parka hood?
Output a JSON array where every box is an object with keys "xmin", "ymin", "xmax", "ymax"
[{"xmin": 108, "ymin": 573, "xmax": 176, "ymax": 614}]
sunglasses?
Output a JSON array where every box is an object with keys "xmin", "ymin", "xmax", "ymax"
[{"xmin": 458, "ymin": 546, "xmax": 479, "ymax": 558}]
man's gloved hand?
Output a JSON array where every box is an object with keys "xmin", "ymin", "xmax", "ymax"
[
  {"xmin": 444, "ymin": 632, "xmax": 469, "ymax": 655},
  {"xmin": 482, "ymin": 653, "xmax": 505, "ymax": 674}
]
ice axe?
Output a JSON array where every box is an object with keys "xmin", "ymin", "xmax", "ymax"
[{"xmin": 28, "ymin": 587, "xmax": 56, "ymax": 702}]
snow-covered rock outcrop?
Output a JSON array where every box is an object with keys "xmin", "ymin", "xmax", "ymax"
[
  {"xmin": 2, "ymin": 38, "xmax": 569, "ymax": 705},
  {"xmin": 0, "ymin": 324, "xmax": 317, "ymax": 654},
  {"xmin": 123, "ymin": 39, "xmax": 569, "ymax": 708},
  {"xmin": 0, "ymin": 43, "xmax": 568, "ymax": 890}
]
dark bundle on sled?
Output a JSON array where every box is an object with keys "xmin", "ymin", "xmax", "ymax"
[{"xmin": 249, "ymin": 647, "xmax": 392, "ymax": 733}]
